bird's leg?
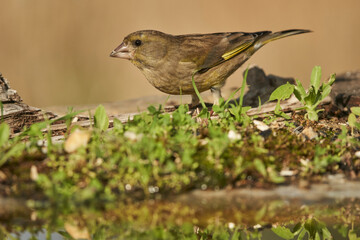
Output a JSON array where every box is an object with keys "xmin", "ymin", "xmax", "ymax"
[
  {"xmin": 190, "ymin": 94, "xmax": 200, "ymax": 107},
  {"xmin": 210, "ymin": 87, "xmax": 222, "ymax": 105}
]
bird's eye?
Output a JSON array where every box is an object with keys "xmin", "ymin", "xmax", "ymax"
[{"xmin": 134, "ymin": 39, "xmax": 142, "ymax": 46}]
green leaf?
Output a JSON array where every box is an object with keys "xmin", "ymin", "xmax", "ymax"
[
  {"xmin": 349, "ymin": 113, "xmax": 357, "ymax": 128},
  {"xmin": 239, "ymin": 67, "xmax": 249, "ymax": 108},
  {"xmin": 0, "ymin": 143, "xmax": 25, "ymax": 167},
  {"xmin": 191, "ymin": 71, "xmax": 207, "ymax": 110},
  {"xmin": 298, "ymin": 227, "xmax": 306, "ymax": 240},
  {"xmin": 254, "ymin": 158, "xmax": 267, "ymax": 177},
  {"xmin": 273, "ymin": 100, "xmax": 291, "ymax": 120},
  {"xmin": 304, "ymin": 218, "xmax": 317, "ymax": 239},
  {"xmin": 306, "ymin": 111, "xmax": 319, "ymax": 121},
  {"xmin": 292, "ymin": 222, "xmax": 303, "ymax": 235},
  {"xmin": 320, "ymin": 74, "xmax": 335, "ymax": 102},
  {"xmin": 57, "ymin": 231, "xmax": 76, "ymax": 240},
  {"xmin": 348, "ymin": 230, "xmax": 360, "ymax": 240},
  {"xmin": 94, "ymin": 105, "xmax": 109, "ymax": 131},
  {"xmin": 230, "ymin": 230, "xmax": 241, "ymax": 240},
  {"xmin": 320, "ymin": 85, "xmax": 332, "ymax": 102},
  {"xmin": 304, "ymin": 90, "xmax": 316, "ymax": 107},
  {"xmin": 351, "ymin": 107, "xmax": 360, "ymax": 116},
  {"xmin": 274, "ymin": 100, "xmax": 282, "ymax": 114},
  {"xmin": 310, "ymin": 66, "xmax": 322, "ymax": 93},
  {"xmin": 0, "ymin": 123, "xmax": 10, "ymax": 148},
  {"xmin": 268, "ymin": 169, "xmax": 285, "ymax": 183},
  {"xmin": 322, "ymin": 226, "xmax": 332, "ymax": 239},
  {"xmin": 56, "ymin": 109, "xmax": 86, "ymax": 122},
  {"xmin": 241, "ymin": 106, "xmax": 251, "ymax": 113},
  {"xmin": 113, "ymin": 118, "xmax": 123, "ymax": 130},
  {"xmin": 257, "ymin": 96, "xmax": 262, "ymax": 112},
  {"xmin": 280, "ymin": 112, "xmax": 291, "ymax": 120},
  {"xmin": 272, "ymin": 226, "xmax": 295, "ymax": 239},
  {"xmin": 212, "ymin": 104, "xmax": 222, "ymax": 113},
  {"xmin": 198, "ymin": 108, "xmax": 210, "ymax": 119},
  {"xmin": 21, "ymin": 120, "xmax": 52, "ymax": 138},
  {"xmin": 327, "ymin": 73, "xmax": 336, "ymax": 86},
  {"xmin": 304, "ymin": 217, "xmax": 331, "ymax": 240},
  {"xmin": 225, "ymin": 87, "xmax": 241, "ymax": 107},
  {"xmin": 269, "ymin": 82, "xmax": 295, "ymax": 101},
  {"xmin": 294, "ymin": 79, "xmax": 307, "ymax": 102},
  {"xmin": 147, "ymin": 105, "xmax": 158, "ymax": 115},
  {"xmin": 228, "ymin": 106, "xmax": 238, "ymax": 117},
  {"xmin": 255, "ymin": 205, "xmax": 267, "ymax": 222},
  {"xmin": 0, "ymin": 101, "xmax": 3, "ymax": 121},
  {"xmin": 304, "ymin": 109, "xmax": 318, "ymax": 121}
]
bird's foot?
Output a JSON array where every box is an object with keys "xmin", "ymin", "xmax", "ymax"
[
  {"xmin": 210, "ymin": 87, "xmax": 222, "ymax": 106},
  {"xmin": 189, "ymin": 94, "xmax": 200, "ymax": 108}
]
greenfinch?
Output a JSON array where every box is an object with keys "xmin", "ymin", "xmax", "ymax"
[{"xmin": 110, "ymin": 29, "xmax": 310, "ymax": 106}]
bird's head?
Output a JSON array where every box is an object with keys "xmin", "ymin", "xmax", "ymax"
[{"xmin": 110, "ymin": 30, "xmax": 172, "ymax": 69}]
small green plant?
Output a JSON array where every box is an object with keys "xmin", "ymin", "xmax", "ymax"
[
  {"xmin": 348, "ymin": 107, "xmax": 360, "ymax": 134},
  {"xmin": 191, "ymin": 71, "xmax": 209, "ymax": 119},
  {"xmin": 269, "ymin": 66, "xmax": 335, "ymax": 121},
  {"xmin": 349, "ymin": 229, "xmax": 360, "ymax": 240},
  {"xmin": 0, "ymin": 101, "xmax": 4, "ymax": 122},
  {"xmin": 268, "ymin": 82, "xmax": 294, "ymax": 119},
  {"xmin": 212, "ymin": 68, "xmax": 251, "ymax": 125},
  {"xmin": 294, "ymin": 66, "xmax": 336, "ymax": 121},
  {"xmin": 193, "ymin": 68, "xmax": 252, "ymax": 124},
  {"xmin": 212, "ymin": 78, "xmax": 245, "ymax": 119},
  {"xmin": 227, "ymin": 68, "xmax": 252, "ymax": 124},
  {"xmin": 272, "ymin": 217, "xmax": 332, "ymax": 240},
  {"xmin": 0, "ymin": 122, "xmax": 9, "ymax": 148},
  {"xmin": 94, "ymin": 104, "xmax": 109, "ymax": 131}
]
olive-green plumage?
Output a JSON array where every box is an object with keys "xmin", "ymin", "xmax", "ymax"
[{"xmin": 110, "ymin": 29, "xmax": 310, "ymax": 105}]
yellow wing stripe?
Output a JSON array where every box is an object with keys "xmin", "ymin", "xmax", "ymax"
[{"xmin": 221, "ymin": 41, "xmax": 253, "ymax": 60}]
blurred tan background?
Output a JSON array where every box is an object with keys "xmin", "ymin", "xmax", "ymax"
[{"xmin": 1, "ymin": 0, "xmax": 359, "ymax": 108}]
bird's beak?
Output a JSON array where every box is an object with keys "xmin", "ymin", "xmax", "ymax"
[{"xmin": 110, "ymin": 42, "xmax": 133, "ymax": 60}]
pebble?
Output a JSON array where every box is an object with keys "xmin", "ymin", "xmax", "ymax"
[
  {"xmin": 64, "ymin": 129, "xmax": 91, "ymax": 153},
  {"xmin": 301, "ymin": 127, "xmax": 318, "ymax": 140},
  {"xmin": 30, "ymin": 165, "xmax": 39, "ymax": 181},
  {"xmin": 253, "ymin": 120, "xmax": 270, "ymax": 131},
  {"xmin": 124, "ymin": 131, "xmax": 143, "ymax": 141},
  {"xmin": 228, "ymin": 130, "xmax": 241, "ymax": 141},
  {"xmin": 280, "ymin": 170, "xmax": 295, "ymax": 177}
]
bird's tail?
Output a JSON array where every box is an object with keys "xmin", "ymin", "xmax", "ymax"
[{"xmin": 256, "ymin": 29, "xmax": 311, "ymax": 48}]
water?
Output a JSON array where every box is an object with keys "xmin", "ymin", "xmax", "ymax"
[{"xmin": 1, "ymin": 189, "xmax": 359, "ymax": 240}]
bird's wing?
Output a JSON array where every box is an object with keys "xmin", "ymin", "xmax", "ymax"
[{"xmin": 196, "ymin": 31, "xmax": 271, "ymax": 73}]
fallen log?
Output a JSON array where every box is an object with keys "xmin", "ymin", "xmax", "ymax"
[{"xmin": 0, "ymin": 73, "xmax": 56, "ymax": 134}]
